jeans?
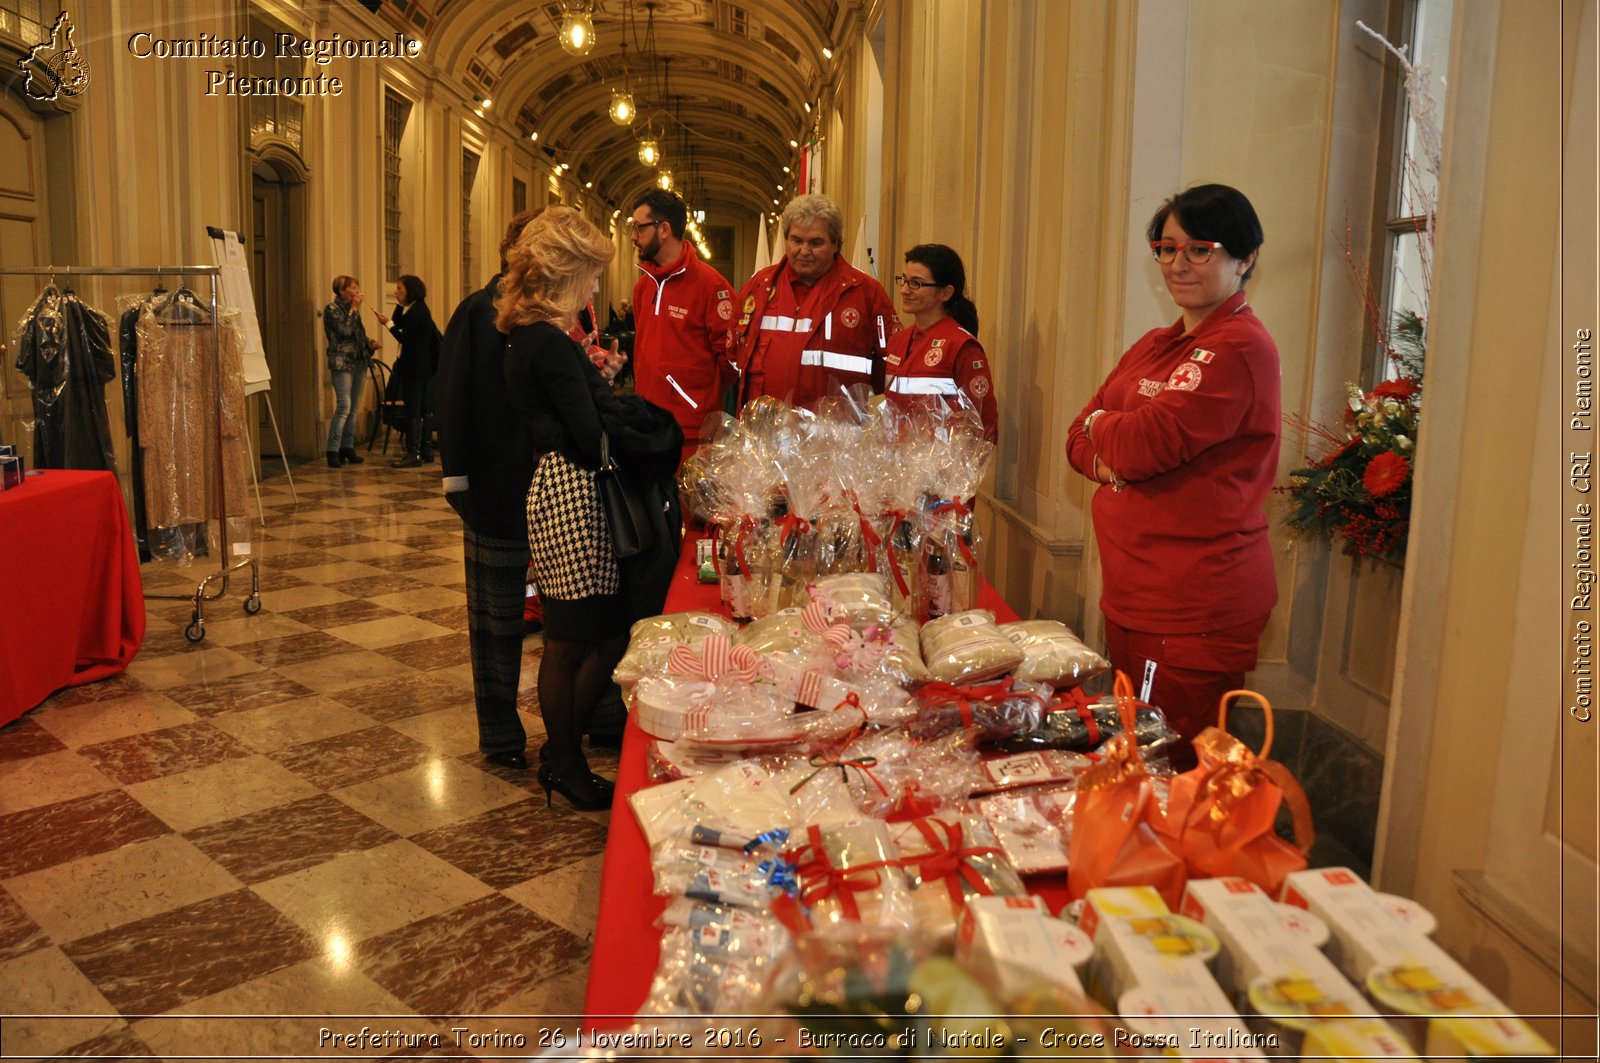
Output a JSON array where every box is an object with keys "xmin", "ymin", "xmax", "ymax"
[{"xmin": 326, "ymin": 367, "xmax": 366, "ymax": 452}]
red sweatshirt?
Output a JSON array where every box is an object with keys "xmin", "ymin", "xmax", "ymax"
[
  {"xmin": 1066, "ymin": 289, "xmax": 1280, "ymax": 633},
  {"xmin": 884, "ymin": 315, "xmax": 998, "ymax": 444},
  {"xmin": 631, "ymin": 243, "xmax": 736, "ymax": 445}
]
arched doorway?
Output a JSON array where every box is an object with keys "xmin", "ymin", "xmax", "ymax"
[{"xmin": 250, "ymin": 150, "xmax": 315, "ymax": 465}]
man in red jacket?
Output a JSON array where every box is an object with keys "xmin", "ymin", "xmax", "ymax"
[
  {"xmin": 731, "ymin": 193, "xmax": 899, "ymax": 408},
  {"xmin": 629, "ymin": 189, "xmax": 735, "ymax": 466}
]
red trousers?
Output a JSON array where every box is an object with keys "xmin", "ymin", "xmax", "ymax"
[{"xmin": 1102, "ymin": 615, "xmax": 1268, "ymax": 768}]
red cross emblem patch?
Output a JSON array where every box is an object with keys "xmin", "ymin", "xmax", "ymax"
[
  {"xmin": 1166, "ymin": 363, "xmax": 1203, "ymax": 391},
  {"xmin": 840, "ymin": 307, "xmax": 861, "ymax": 328}
]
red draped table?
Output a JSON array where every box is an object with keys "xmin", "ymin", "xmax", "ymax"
[
  {"xmin": 0, "ymin": 469, "xmax": 146, "ymax": 725},
  {"xmin": 583, "ymin": 537, "xmax": 1022, "ymax": 1024}
]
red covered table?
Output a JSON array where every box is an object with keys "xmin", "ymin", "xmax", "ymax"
[
  {"xmin": 583, "ymin": 539, "xmax": 1019, "ymax": 1025},
  {"xmin": 0, "ymin": 469, "xmax": 146, "ymax": 725}
]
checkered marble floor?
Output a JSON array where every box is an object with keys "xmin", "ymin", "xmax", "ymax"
[{"xmin": 0, "ymin": 455, "xmax": 618, "ymax": 1060}]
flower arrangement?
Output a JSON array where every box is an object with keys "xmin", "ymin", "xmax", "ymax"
[
  {"xmin": 1282, "ymin": 20, "xmax": 1438, "ymax": 565},
  {"xmin": 1284, "ymin": 312, "xmax": 1423, "ymax": 562}
]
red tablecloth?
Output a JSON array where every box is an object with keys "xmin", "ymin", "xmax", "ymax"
[
  {"xmin": 0, "ymin": 469, "xmax": 146, "ymax": 725},
  {"xmin": 583, "ymin": 539, "xmax": 1019, "ymax": 1024}
]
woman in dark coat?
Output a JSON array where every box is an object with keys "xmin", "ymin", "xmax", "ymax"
[{"xmin": 376, "ymin": 273, "xmax": 441, "ymax": 468}]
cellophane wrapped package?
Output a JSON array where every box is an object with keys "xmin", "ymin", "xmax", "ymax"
[
  {"xmin": 972, "ymin": 782, "xmax": 1079, "ymax": 875},
  {"xmin": 919, "ymin": 610, "xmax": 1025, "ymax": 684},
  {"xmin": 646, "ymin": 738, "xmax": 750, "ymax": 782},
  {"xmin": 997, "ymin": 619, "xmax": 1111, "ymax": 688},
  {"xmin": 767, "ymin": 754, "xmax": 868, "ymax": 828},
  {"xmin": 828, "ymin": 727, "xmax": 984, "ymax": 820},
  {"xmin": 786, "ymin": 820, "xmax": 915, "ymax": 935},
  {"xmin": 799, "ymin": 572, "xmax": 896, "ymax": 627},
  {"xmin": 990, "ymin": 688, "xmax": 1179, "ymax": 755},
  {"xmin": 890, "ymin": 814, "xmax": 1028, "ymax": 939},
  {"xmin": 650, "ymin": 837, "xmax": 797, "ymax": 910},
  {"xmin": 973, "ymin": 748, "xmax": 1095, "ymax": 793},
  {"xmin": 628, "ymin": 761, "xmax": 795, "ymax": 849},
  {"xmin": 909, "ymin": 404, "xmax": 993, "ymax": 624},
  {"xmin": 641, "ymin": 903, "xmax": 794, "ymax": 1015},
  {"xmin": 906, "ymin": 676, "xmax": 1047, "ymax": 743},
  {"xmin": 613, "ymin": 612, "xmax": 739, "ymax": 688}
]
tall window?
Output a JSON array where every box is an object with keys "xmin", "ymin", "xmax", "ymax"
[
  {"xmin": 383, "ymin": 89, "xmax": 412, "ymax": 283},
  {"xmin": 461, "ymin": 149, "xmax": 480, "ymax": 296},
  {"xmin": 248, "ymin": 16, "xmax": 304, "ymax": 152},
  {"xmin": 0, "ymin": 0, "xmax": 60, "ymax": 49},
  {"xmin": 1373, "ymin": 0, "xmax": 1453, "ymax": 382},
  {"xmin": 513, "ymin": 177, "xmax": 527, "ymax": 215}
]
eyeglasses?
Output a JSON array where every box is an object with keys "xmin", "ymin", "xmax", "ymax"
[
  {"xmin": 626, "ymin": 218, "xmax": 663, "ymax": 233},
  {"xmin": 893, "ymin": 274, "xmax": 945, "ymax": 292},
  {"xmin": 1150, "ymin": 239, "xmax": 1225, "ymax": 265}
]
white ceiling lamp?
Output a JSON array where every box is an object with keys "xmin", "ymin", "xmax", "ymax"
[{"xmin": 559, "ymin": 0, "xmax": 596, "ymax": 57}]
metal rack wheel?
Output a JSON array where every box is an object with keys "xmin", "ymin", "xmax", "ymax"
[
  {"xmin": 243, "ymin": 593, "xmax": 262, "ymax": 615},
  {"xmin": 185, "ymin": 613, "xmax": 205, "ymax": 643}
]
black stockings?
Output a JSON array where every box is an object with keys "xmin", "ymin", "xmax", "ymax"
[{"xmin": 538, "ymin": 633, "xmax": 629, "ymax": 776}]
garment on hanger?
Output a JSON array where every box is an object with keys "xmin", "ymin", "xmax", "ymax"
[
  {"xmin": 118, "ymin": 287, "xmax": 165, "ymax": 562},
  {"xmin": 11, "ymin": 285, "xmax": 118, "ymax": 471}
]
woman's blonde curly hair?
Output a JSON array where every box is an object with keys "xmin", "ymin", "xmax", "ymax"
[{"xmin": 494, "ymin": 206, "xmax": 614, "ymax": 333}]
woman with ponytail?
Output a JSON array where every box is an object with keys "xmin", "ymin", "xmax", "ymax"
[{"xmin": 883, "ymin": 244, "xmax": 997, "ymax": 443}]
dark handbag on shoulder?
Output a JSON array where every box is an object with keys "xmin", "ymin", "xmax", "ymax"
[{"xmin": 595, "ymin": 431, "xmax": 656, "ymax": 559}]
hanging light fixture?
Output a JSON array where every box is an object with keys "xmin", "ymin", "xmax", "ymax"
[
  {"xmin": 559, "ymin": 0, "xmax": 596, "ymax": 57},
  {"xmin": 609, "ymin": 0, "xmax": 635, "ymax": 124},
  {"xmin": 638, "ymin": 135, "xmax": 660, "ymax": 166},
  {"xmin": 657, "ymin": 169, "xmax": 674, "ymax": 190}
]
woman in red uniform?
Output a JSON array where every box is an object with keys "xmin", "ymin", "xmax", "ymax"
[
  {"xmin": 883, "ymin": 244, "xmax": 998, "ymax": 443},
  {"xmin": 1066, "ymin": 184, "xmax": 1279, "ymax": 761}
]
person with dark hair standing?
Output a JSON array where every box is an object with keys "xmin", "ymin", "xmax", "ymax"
[
  {"xmin": 629, "ymin": 188, "xmax": 736, "ymax": 467},
  {"xmin": 323, "ymin": 275, "xmax": 381, "ymax": 468},
  {"xmin": 1067, "ymin": 184, "xmax": 1279, "ymax": 763},
  {"xmin": 883, "ymin": 243, "xmax": 998, "ymax": 443},
  {"xmin": 376, "ymin": 273, "xmax": 441, "ymax": 468},
  {"xmin": 437, "ymin": 211, "xmax": 541, "ymax": 770}
]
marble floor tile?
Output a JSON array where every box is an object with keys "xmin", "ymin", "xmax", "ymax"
[
  {"xmin": 3, "ymin": 833, "xmax": 241, "ymax": 943},
  {"xmin": 328, "ymin": 615, "xmax": 457, "ymax": 651},
  {"xmin": 185, "ymin": 794, "xmax": 401, "ymax": 886},
  {"xmin": 157, "ymin": 670, "xmax": 316, "ymax": 717},
  {"xmin": 250, "ymin": 546, "xmax": 346, "ymax": 568},
  {"xmin": 331, "ymin": 758, "xmax": 531, "ymax": 837},
  {"xmin": 0, "ymin": 886, "xmax": 51, "ymax": 962},
  {"xmin": 61, "ymin": 889, "xmax": 319, "ymax": 1016},
  {"xmin": 328, "ymin": 672, "xmax": 476, "ymax": 723},
  {"xmin": 297, "ymin": 530, "xmax": 384, "ymax": 549},
  {"xmin": 500, "ymin": 853, "xmax": 608, "ymax": 940},
  {"xmin": 190, "ymin": 611, "xmax": 318, "ymax": 647},
  {"xmin": 289, "ymin": 561, "xmax": 392, "ymax": 585},
  {"xmin": 253, "ymin": 839, "xmax": 495, "ymax": 944},
  {"xmin": 408, "ymin": 801, "xmax": 609, "ymax": 891},
  {"xmin": 125, "ymin": 754, "xmax": 323, "ymax": 832},
  {"xmin": 324, "ymin": 540, "xmax": 417, "ymax": 561},
  {"xmin": 0, "ymin": 790, "xmax": 171, "ymax": 878},
  {"xmin": 374, "ymin": 632, "xmax": 474, "ymax": 670},
  {"xmin": 267, "ymin": 725, "xmax": 435, "ymax": 791},
  {"xmin": 37, "ymin": 1022, "xmax": 159, "ymax": 1060},
  {"xmin": 273, "ymin": 649, "xmax": 421, "ymax": 693},
  {"xmin": 354, "ymin": 893, "xmax": 589, "ymax": 1016},
  {"xmin": 29, "ymin": 691, "xmax": 196, "ymax": 747},
  {"xmin": 0, "ymin": 946, "xmax": 126, "ymax": 1057},
  {"xmin": 415, "ymin": 605, "xmax": 468, "ymax": 629},
  {"xmin": 122, "ymin": 644, "xmax": 262, "ymax": 691},
  {"xmin": 77, "ymin": 721, "xmax": 256, "ymax": 785},
  {"xmin": 406, "ymin": 562, "xmax": 472, "ymax": 587},
  {"xmin": 369, "ymin": 586, "xmax": 470, "ymax": 613},
  {"xmin": 0, "ymin": 748, "xmax": 118, "ymax": 814},
  {"xmin": 0, "ymin": 717, "xmax": 68, "ymax": 763},
  {"xmin": 204, "ymin": 694, "xmax": 378, "ymax": 754},
  {"xmin": 41, "ymin": 672, "xmax": 146, "ymax": 709},
  {"xmin": 387, "ymin": 706, "xmax": 483, "ymax": 757},
  {"xmin": 328, "ymin": 573, "xmax": 433, "ymax": 599},
  {"xmin": 257, "ymin": 584, "xmax": 356, "ymax": 612},
  {"xmin": 282, "ymin": 599, "xmax": 406, "ymax": 630},
  {"xmin": 227, "ymin": 630, "xmax": 364, "ymax": 668}
]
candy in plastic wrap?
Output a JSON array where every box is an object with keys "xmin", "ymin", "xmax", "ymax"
[
  {"xmin": 613, "ymin": 612, "xmax": 739, "ymax": 688},
  {"xmin": 920, "ymin": 610, "xmax": 1026, "ymax": 684},
  {"xmin": 989, "ymin": 687, "xmax": 1180, "ymax": 755},
  {"xmin": 906, "ymin": 677, "xmax": 1047, "ymax": 744},
  {"xmin": 998, "ymin": 619, "xmax": 1111, "ymax": 688},
  {"xmin": 786, "ymin": 820, "xmax": 915, "ymax": 935},
  {"xmin": 972, "ymin": 783, "xmax": 1078, "ymax": 875},
  {"xmin": 890, "ymin": 814, "xmax": 1027, "ymax": 939}
]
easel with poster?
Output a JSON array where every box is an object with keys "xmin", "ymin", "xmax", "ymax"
[{"xmin": 207, "ymin": 226, "xmax": 299, "ymax": 512}]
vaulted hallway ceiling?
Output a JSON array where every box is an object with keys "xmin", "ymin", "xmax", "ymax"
[{"xmin": 424, "ymin": 0, "xmax": 852, "ymax": 220}]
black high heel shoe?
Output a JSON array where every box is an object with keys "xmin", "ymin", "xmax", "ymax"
[
  {"xmin": 538, "ymin": 764, "xmax": 613, "ymax": 811},
  {"xmin": 485, "ymin": 750, "xmax": 528, "ymax": 770}
]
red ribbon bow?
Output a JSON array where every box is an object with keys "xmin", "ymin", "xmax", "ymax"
[
  {"xmin": 930, "ymin": 498, "xmax": 979, "ymax": 566},
  {"xmin": 917, "ymin": 677, "xmax": 1020, "ymax": 728},
  {"xmin": 792, "ymin": 824, "xmax": 890, "ymax": 922},
  {"xmin": 901, "ymin": 818, "xmax": 1004, "ymax": 908},
  {"xmin": 666, "ymin": 634, "xmax": 764, "ymax": 683}
]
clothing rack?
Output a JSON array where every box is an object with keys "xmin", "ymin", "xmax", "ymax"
[{"xmin": 0, "ymin": 264, "xmax": 261, "ymax": 642}]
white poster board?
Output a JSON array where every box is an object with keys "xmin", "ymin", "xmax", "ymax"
[{"xmin": 207, "ymin": 226, "xmax": 271, "ymax": 396}]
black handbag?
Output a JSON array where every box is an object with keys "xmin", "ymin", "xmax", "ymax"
[{"xmin": 595, "ymin": 431, "xmax": 655, "ymax": 559}]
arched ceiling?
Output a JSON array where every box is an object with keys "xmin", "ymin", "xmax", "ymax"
[{"xmin": 429, "ymin": 0, "xmax": 848, "ymax": 224}]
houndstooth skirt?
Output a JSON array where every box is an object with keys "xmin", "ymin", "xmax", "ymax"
[{"xmin": 526, "ymin": 450, "xmax": 620, "ymax": 600}]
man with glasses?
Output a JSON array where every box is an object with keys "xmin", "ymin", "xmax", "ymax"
[
  {"xmin": 628, "ymin": 189, "xmax": 735, "ymax": 467},
  {"xmin": 730, "ymin": 192, "xmax": 899, "ymax": 408}
]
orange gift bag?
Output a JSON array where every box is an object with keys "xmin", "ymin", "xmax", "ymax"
[
  {"xmin": 1160, "ymin": 689, "xmax": 1314, "ymax": 895},
  {"xmin": 1066, "ymin": 673, "xmax": 1186, "ymax": 909}
]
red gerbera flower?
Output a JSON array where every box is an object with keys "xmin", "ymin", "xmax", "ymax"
[
  {"xmin": 1319, "ymin": 437, "xmax": 1359, "ymax": 469},
  {"xmin": 1373, "ymin": 377, "xmax": 1420, "ymax": 401},
  {"xmin": 1364, "ymin": 451, "xmax": 1411, "ymax": 498}
]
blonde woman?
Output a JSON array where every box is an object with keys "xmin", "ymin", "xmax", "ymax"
[{"xmin": 496, "ymin": 207, "xmax": 625, "ymax": 810}]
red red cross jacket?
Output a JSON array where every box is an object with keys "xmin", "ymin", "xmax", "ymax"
[
  {"xmin": 883, "ymin": 315, "xmax": 998, "ymax": 444},
  {"xmin": 731, "ymin": 256, "xmax": 900, "ymax": 408},
  {"xmin": 631, "ymin": 243, "xmax": 737, "ymax": 445}
]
